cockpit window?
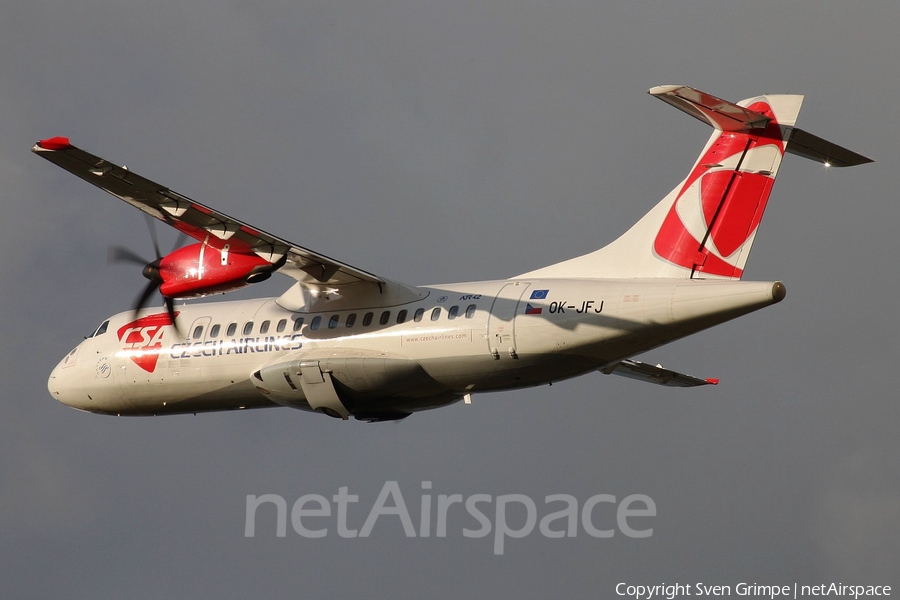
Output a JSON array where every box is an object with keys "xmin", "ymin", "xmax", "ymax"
[{"xmin": 91, "ymin": 320, "xmax": 110, "ymax": 338}]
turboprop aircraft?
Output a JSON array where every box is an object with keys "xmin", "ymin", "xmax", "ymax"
[{"xmin": 38, "ymin": 85, "xmax": 871, "ymax": 421}]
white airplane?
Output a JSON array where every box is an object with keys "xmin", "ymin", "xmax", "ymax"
[{"xmin": 39, "ymin": 86, "xmax": 870, "ymax": 421}]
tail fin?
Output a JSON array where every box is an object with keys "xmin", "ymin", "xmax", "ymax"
[{"xmin": 518, "ymin": 85, "xmax": 871, "ymax": 280}]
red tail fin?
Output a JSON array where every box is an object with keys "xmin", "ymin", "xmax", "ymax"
[
  {"xmin": 518, "ymin": 86, "xmax": 871, "ymax": 281},
  {"xmin": 653, "ymin": 97, "xmax": 790, "ymax": 279}
]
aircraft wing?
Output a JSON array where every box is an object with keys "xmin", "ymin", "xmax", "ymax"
[
  {"xmin": 601, "ymin": 359, "xmax": 718, "ymax": 387},
  {"xmin": 32, "ymin": 137, "xmax": 383, "ymax": 287}
]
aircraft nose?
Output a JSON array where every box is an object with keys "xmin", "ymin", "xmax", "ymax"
[
  {"xmin": 47, "ymin": 368, "xmax": 58, "ymax": 397},
  {"xmin": 47, "ymin": 350, "xmax": 91, "ymax": 411}
]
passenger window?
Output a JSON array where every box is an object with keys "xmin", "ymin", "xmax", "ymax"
[
  {"xmin": 466, "ymin": 304, "xmax": 476, "ymax": 318},
  {"xmin": 260, "ymin": 320, "xmax": 270, "ymax": 334},
  {"xmin": 276, "ymin": 319, "xmax": 287, "ymax": 333},
  {"xmin": 380, "ymin": 311, "xmax": 391, "ymax": 325},
  {"xmin": 448, "ymin": 306, "xmax": 459, "ymax": 320},
  {"xmin": 431, "ymin": 308, "xmax": 441, "ymax": 321},
  {"xmin": 310, "ymin": 316, "xmax": 321, "ymax": 331},
  {"xmin": 209, "ymin": 324, "xmax": 221, "ymax": 338},
  {"xmin": 346, "ymin": 314, "xmax": 357, "ymax": 327},
  {"xmin": 192, "ymin": 325, "xmax": 204, "ymax": 340},
  {"xmin": 242, "ymin": 322, "xmax": 254, "ymax": 335},
  {"xmin": 226, "ymin": 323, "xmax": 237, "ymax": 336},
  {"xmin": 414, "ymin": 308, "xmax": 425, "ymax": 322},
  {"xmin": 292, "ymin": 317, "xmax": 304, "ymax": 332},
  {"xmin": 397, "ymin": 310, "xmax": 408, "ymax": 324},
  {"xmin": 363, "ymin": 312, "xmax": 374, "ymax": 326},
  {"xmin": 328, "ymin": 315, "xmax": 339, "ymax": 329}
]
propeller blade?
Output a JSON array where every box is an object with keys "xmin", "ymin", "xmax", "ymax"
[
  {"xmin": 132, "ymin": 280, "xmax": 160, "ymax": 316},
  {"xmin": 164, "ymin": 296, "xmax": 182, "ymax": 335},
  {"xmin": 108, "ymin": 246, "xmax": 150, "ymax": 266},
  {"xmin": 144, "ymin": 214, "xmax": 163, "ymax": 259},
  {"xmin": 117, "ymin": 215, "xmax": 184, "ymax": 333}
]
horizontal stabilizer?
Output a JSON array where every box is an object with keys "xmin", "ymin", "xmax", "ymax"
[
  {"xmin": 601, "ymin": 359, "xmax": 718, "ymax": 388},
  {"xmin": 649, "ymin": 85, "xmax": 774, "ymax": 131},
  {"xmin": 650, "ymin": 85, "xmax": 873, "ymax": 165},
  {"xmin": 785, "ymin": 127, "xmax": 873, "ymax": 167}
]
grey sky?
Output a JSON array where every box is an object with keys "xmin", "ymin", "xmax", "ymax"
[{"xmin": 2, "ymin": 1, "xmax": 897, "ymax": 597}]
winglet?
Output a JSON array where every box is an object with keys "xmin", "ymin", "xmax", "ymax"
[{"xmin": 34, "ymin": 137, "xmax": 72, "ymax": 151}]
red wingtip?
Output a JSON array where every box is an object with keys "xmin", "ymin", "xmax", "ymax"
[
  {"xmin": 705, "ymin": 378, "xmax": 720, "ymax": 385},
  {"xmin": 37, "ymin": 136, "xmax": 72, "ymax": 151}
]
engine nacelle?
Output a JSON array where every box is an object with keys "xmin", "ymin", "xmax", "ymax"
[{"xmin": 155, "ymin": 243, "xmax": 277, "ymax": 298}]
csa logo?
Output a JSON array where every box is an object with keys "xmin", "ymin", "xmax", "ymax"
[{"xmin": 116, "ymin": 312, "xmax": 178, "ymax": 373}]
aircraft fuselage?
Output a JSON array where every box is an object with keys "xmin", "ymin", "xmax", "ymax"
[{"xmin": 48, "ymin": 277, "xmax": 784, "ymax": 420}]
